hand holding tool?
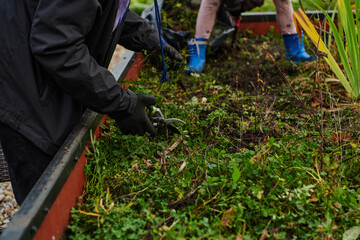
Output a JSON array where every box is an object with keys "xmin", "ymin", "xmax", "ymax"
[{"xmin": 148, "ymin": 106, "xmax": 185, "ymax": 134}]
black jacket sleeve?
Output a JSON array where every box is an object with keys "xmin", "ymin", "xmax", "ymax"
[
  {"xmin": 118, "ymin": 9, "xmax": 160, "ymax": 52},
  {"xmin": 29, "ymin": 0, "xmax": 137, "ymax": 116}
]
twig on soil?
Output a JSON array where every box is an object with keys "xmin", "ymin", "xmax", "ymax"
[
  {"xmin": 321, "ymin": 107, "xmax": 348, "ymax": 112},
  {"xmin": 142, "ymin": 216, "xmax": 174, "ymax": 240},
  {"xmin": 263, "ymin": 96, "xmax": 277, "ymax": 120},
  {"xmin": 262, "ymin": 46, "xmax": 325, "ymax": 144},
  {"xmin": 168, "ymin": 184, "xmax": 202, "ymax": 209},
  {"xmin": 168, "ymin": 170, "xmax": 208, "ymax": 209},
  {"xmin": 193, "ymin": 178, "xmax": 225, "ymax": 213},
  {"xmin": 165, "ymin": 136, "xmax": 184, "ymax": 153},
  {"xmin": 116, "ymin": 186, "xmax": 150, "ymax": 201},
  {"xmin": 342, "ymin": 152, "xmax": 360, "ymax": 162},
  {"xmin": 176, "ymin": 161, "xmax": 187, "ymax": 175},
  {"xmin": 154, "ymin": 216, "xmax": 174, "ymax": 229},
  {"xmin": 161, "ymin": 136, "xmax": 184, "ymax": 174}
]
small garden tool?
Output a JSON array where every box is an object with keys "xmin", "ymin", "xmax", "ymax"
[{"xmin": 148, "ymin": 106, "xmax": 185, "ymax": 134}]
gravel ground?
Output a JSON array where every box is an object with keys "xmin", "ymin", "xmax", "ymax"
[
  {"xmin": 0, "ymin": 144, "xmax": 20, "ymax": 233},
  {"xmin": 0, "ymin": 182, "xmax": 19, "ymax": 232}
]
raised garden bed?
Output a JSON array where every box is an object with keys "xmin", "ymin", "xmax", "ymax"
[
  {"xmin": 67, "ymin": 5, "xmax": 360, "ymax": 240},
  {"xmin": 2, "ymin": 2, "xmax": 360, "ymax": 240}
]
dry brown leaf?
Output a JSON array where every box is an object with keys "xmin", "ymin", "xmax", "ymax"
[
  {"xmin": 144, "ymin": 159, "xmax": 153, "ymax": 168},
  {"xmin": 309, "ymin": 196, "xmax": 319, "ymax": 203},
  {"xmin": 220, "ymin": 207, "xmax": 235, "ymax": 229},
  {"xmin": 322, "ymin": 107, "xmax": 348, "ymax": 112},
  {"xmin": 131, "ymin": 163, "xmax": 144, "ymax": 173},
  {"xmin": 176, "ymin": 161, "xmax": 187, "ymax": 174},
  {"xmin": 330, "ymin": 132, "xmax": 351, "ymax": 144},
  {"xmin": 259, "ymin": 229, "xmax": 268, "ymax": 240},
  {"xmin": 311, "ymin": 101, "xmax": 321, "ymax": 107},
  {"xmin": 236, "ymin": 234, "xmax": 243, "ymax": 240},
  {"xmin": 332, "ymin": 202, "xmax": 341, "ymax": 209},
  {"xmin": 149, "ymin": 198, "xmax": 155, "ymax": 206},
  {"xmin": 309, "ymin": 193, "xmax": 319, "ymax": 203},
  {"xmin": 356, "ymin": 104, "xmax": 360, "ymax": 111}
]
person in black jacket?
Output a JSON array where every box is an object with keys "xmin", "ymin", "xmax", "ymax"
[{"xmin": 0, "ymin": 0, "xmax": 182, "ymax": 205}]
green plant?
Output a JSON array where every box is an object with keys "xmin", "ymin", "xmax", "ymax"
[
  {"xmin": 129, "ymin": 0, "xmax": 153, "ymax": 15},
  {"xmin": 294, "ymin": 0, "xmax": 360, "ymax": 99}
]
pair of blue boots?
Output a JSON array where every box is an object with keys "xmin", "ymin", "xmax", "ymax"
[{"xmin": 185, "ymin": 33, "xmax": 315, "ymax": 74}]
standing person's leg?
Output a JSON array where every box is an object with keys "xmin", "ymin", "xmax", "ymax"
[
  {"xmin": 273, "ymin": 0, "xmax": 296, "ymax": 35},
  {"xmin": 185, "ymin": 0, "xmax": 221, "ymax": 73},
  {"xmin": 273, "ymin": 0, "xmax": 314, "ymax": 62},
  {"xmin": 0, "ymin": 121, "xmax": 52, "ymax": 205},
  {"xmin": 195, "ymin": 0, "xmax": 220, "ymax": 39}
]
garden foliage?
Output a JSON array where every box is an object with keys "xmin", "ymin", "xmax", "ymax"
[
  {"xmin": 68, "ymin": 49, "xmax": 360, "ymax": 240},
  {"xmin": 68, "ymin": 1, "xmax": 360, "ymax": 239}
]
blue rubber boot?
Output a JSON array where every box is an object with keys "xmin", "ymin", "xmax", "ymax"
[
  {"xmin": 185, "ymin": 38, "xmax": 208, "ymax": 73},
  {"xmin": 283, "ymin": 33, "xmax": 315, "ymax": 62}
]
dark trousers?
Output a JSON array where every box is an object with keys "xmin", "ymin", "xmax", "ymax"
[{"xmin": 0, "ymin": 121, "xmax": 52, "ymax": 205}]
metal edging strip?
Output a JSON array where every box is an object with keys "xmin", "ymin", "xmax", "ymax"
[
  {"xmin": 240, "ymin": 10, "xmax": 337, "ymax": 22},
  {"xmin": 0, "ymin": 50, "xmax": 137, "ymax": 240}
]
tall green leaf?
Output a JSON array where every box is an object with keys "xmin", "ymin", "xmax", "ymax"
[
  {"xmin": 294, "ymin": 1, "xmax": 360, "ymax": 99},
  {"xmin": 294, "ymin": 9, "xmax": 353, "ymax": 97}
]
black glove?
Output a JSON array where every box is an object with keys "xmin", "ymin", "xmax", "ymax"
[
  {"xmin": 155, "ymin": 40, "xmax": 183, "ymax": 62},
  {"xmin": 163, "ymin": 43, "xmax": 184, "ymax": 61},
  {"xmin": 113, "ymin": 94, "xmax": 157, "ymax": 136}
]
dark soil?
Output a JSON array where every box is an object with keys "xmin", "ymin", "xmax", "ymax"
[
  {"xmin": 150, "ymin": 0, "xmax": 358, "ymax": 150},
  {"xmin": 175, "ymin": 30, "xmax": 307, "ymax": 149},
  {"xmin": 206, "ymin": 32, "xmax": 300, "ymax": 94}
]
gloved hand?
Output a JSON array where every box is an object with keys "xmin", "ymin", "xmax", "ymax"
[
  {"xmin": 113, "ymin": 94, "xmax": 157, "ymax": 136},
  {"xmin": 157, "ymin": 39, "xmax": 184, "ymax": 62}
]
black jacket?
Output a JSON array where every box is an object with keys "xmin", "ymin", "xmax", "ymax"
[{"xmin": 0, "ymin": 0, "xmax": 159, "ymax": 156}]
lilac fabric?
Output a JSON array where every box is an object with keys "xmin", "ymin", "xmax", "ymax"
[{"xmin": 113, "ymin": 0, "xmax": 131, "ymax": 31}]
